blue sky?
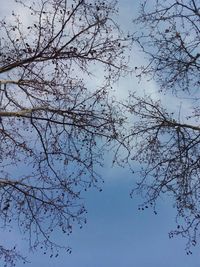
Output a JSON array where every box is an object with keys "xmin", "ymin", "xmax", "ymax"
[
  {"xmin": 25, "ymin": 165, "xmax": 200, "ymax": 267},
  {"xmin": 1, "ymin": 0, "xmax": 200, "ymax": 266}
]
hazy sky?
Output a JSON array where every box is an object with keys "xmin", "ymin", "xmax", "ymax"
[{"xmin": 1, "ymin": 0, "xmax": 200, "ymax": 266}]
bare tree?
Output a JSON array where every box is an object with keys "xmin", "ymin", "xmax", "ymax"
[
  {"xmin": 0, "ymin": 0, "xmax": 131, "ymax": 265},
  {"xmin": 134, "ymin": 0, "xmax": 200, "ymax": 94},
  {"xmin": 128, "ymin": 0, "xmax": 200, "ymax": 253}
]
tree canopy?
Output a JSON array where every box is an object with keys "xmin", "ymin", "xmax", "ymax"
[
  {"xmin": 0, "ymin": 0, "xmax": 131, "ymax": 265},
  {"xmin": 1, "ymin": 0, "xmax": 200, "ymax": 265},
  {"xmin": 129, "ymin": 0, "xmax": 200, "ymax": 254}
]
